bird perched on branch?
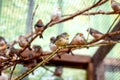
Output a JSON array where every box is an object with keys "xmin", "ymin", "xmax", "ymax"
[
  {"xmin": 87, "ymin": 28, "xmax": 112, "ymax": 42},
  {"xmin": 51, "ymin": 7, "xmax": 62, "ymax": 22},
  {"xmin": 5, "ymin": 44, "xmax": 18, "ymax": 60},
  {"xmin": 49, "ymin": 36, "xmax": 62, "ymax": 58},
  {"xmin": 111, "ymin": 0, "xmax": 120, "ymax": 12},
  {"xmin": 0, "ymin": 37, "xmax": 7, "ymax": 56},
  {"xmin": 0, "ymin": 37, "xmax": 7, "ymax": 51},
  {"xmin": 48, "ymin": 7, "xmax": 62, "ymax": 26},
  {"xmin": 32, "ymin": 45, "xmax": 43, "ymax": 55},
  {"xmin": 49, "ymin": 36, "xmax": 57, "ymax": 51},
  {"xmin": 43, "ymin": 7, "xmax": 62, "ymax": 30},
  {"xmin": 34, "ymin": 19, "xmax": 44, "ymax": 38},
  {"xmin": 68, "ymin": 33, "xmax": 88, "ymax": 55},
  {"xmin": 21, "ymin": 45, "xmax": 43, "ymax": 60},
  {"xmin": 70, "ymin": 33, "xmax": 87, "ymax": 45},
  {"xmin": 87, "ymin": 28, "xmax": 104, "ymax": 39},
  {"xmin": 55, "ymin": 32, "xmax": 69, "ymax": 47},
  {"xmin": 18, "ymin": 35, "xmax": 31, "ymax": 50}
]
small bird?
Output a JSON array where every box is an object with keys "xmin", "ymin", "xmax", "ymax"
[
  {"xmin": 70, "ymin": 33, "xmax": 87, "ymax": 45},
  {"xmin": 32, "ymin": 45, "xmax": 43, "ymax": 55},
  {"xmin": 87, "ymin": 28, "xmax": 104, "ymax": 39},
  {"xmin": 49, "ymin": 36, "xmax": 62, "ymax": 58},
  {"xmin": 49, "ymin": 36, "xmax": 57, "ymax": 51},
  {"xmin": 5, "ymin": 45, "xmax": 18, "ymax": 59},
  {"xmin": 0, "ymin": 37, "xmax": 7, "ymax": 56},
  {"xmin": 51, "ymin": 7, "xmax": 62, "ymax": 22},
  {"xmin": 68, "ymin": 33, "xmax": 88, "ymax": 55},
  {"xmin": 53, "ymin": 66, "xmax": 63, "ymax": 77},
  {"xmin": 0, "ymin": 37, "xmax": 7, "ymax": 51},
  {"xmin": 87, "ymin": 28, "xmax": 112, "ymax": 42},
  {"xmin": 55, "ymin": 32, "xmax": 69, "ymax": 47},
  {"xmin": 34, "ymin": 19, "xmax": 44, "ymax": 38},
  {"xmin": 44, "ymin": 7, "xmax": 61, "ymax": 29},
  {"xmin": 18, "ymin": 35, "xmax": 31, "ymax": 50},
  {"xmin": 111, "ymin": 0, "xmax": 120, "ymax": 12}
]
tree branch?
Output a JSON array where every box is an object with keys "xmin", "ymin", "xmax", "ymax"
[
  {"xmin": 49, "ymin": 0, "xmax": 108, "ymax": 26},
  {"xmin": 62, "ymin": 11, "xmax": 120, "ymax": 17}
]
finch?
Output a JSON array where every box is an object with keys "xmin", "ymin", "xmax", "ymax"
[
  {"xmin": 87, "ymin": 28, "xmax": 111, "ymax": 41},
  {"xmin": 68, "ymin": 33, "xmax": 88, "ymax": 55},
  {"xmin": 55, "ymin": 32, "xmax": 69, "ymax": 47},
  {"xmin": 87, "ymin": 28, "xmax": 104, "ymax": 39},
  {"xmin": 0, "ymin": 37, "xmax": 7, "ymax": 51},
  {"xmin": 49, "ymin": 36, "xmax": 62, "ymax": 58},
  {"xmin": 34, "ymin": 19, "xmax": 44, "ymax": 38},
  {"xmin": 32, "ymin": 45, "xmax": 43, "ymax": 55},
  {"xmin": 70, "ymin": 33, "xmax": 87, "ymax": 45},
  {"xmin": 111, "ymin": 0, "xmax": 120, "ymax": 12},
  {"xmin": 51, "ymin": 7, "xmax": 62, "ymax": 22},
  {"xmin": 18, "ymin": 35, "xmax": 31, "ymax": 50},
  {"xmin": 48, "ymin": 7, "xmax": 62, "ymax": 26},
  {"xmin": 49, "ymin": 36, "xmax": 57, "ymax": 51},
  {"xmin": 0, "ymin": 37, "xmax": 7, "ymax": 56}
]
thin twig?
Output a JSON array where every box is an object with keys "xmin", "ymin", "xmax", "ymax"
[
  {"xmin": 9, "ymin": 63, "xmax": 17, "ymax": 80},
  {"xmin": 106, "ymin": 14, "xmax": 120, "ymax": 33},
  {"xmin": 62, "ymin": 11, "xmax": 120, "ymax": 17},
  {"xmin": 42, "ymin": 65, "xmax": 54, "ymax": 73},
  {"xmin": 31, "ymin": 4, "xmax": 39, "ymax": 33}
]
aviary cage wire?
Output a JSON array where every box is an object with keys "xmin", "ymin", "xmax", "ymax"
[{"xmin": 0, "ymin": 0, "xmax": 120, "ymax": 80}]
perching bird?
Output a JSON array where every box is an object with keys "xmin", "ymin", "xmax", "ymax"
[
  {"xmin": 55, "ymin": 32, "xmax": 69, "ymax": 47},
  {"xmin": 32, "ymin": 45, "xmax": 43, "ymax": 55},
  {"xmin": 18, "ymin": 35, "xmax": 31, "ymax": 50},
  {"xmin": 87, "ymin": 28, "xmax": 104, "ymax": 39},
  {"xmin": 49, "ymin": 36, "xmax": 57, "ymax": 51},
  {"xmin": 51, "ymin": 7, "xmax": 62, "ymax": 22},
  {"xmin": 87, "ymin": 28, "xmax": 112, "ymax": 42},
  {"xmin": 111, "ymin": 0, "xmax": 120, "ymax": 12},
  {"xmin": 53, "ymin": 66, "xmax": 63, "ymax": 77},
  {"xmin": 0, "ymin": 37, "xmax": 7, "ymax": 56},
  {"xmin": 70, "ymin": 33, "xmax": 87, "ymax": 45},
  {"xmin": 34, "ymin": 19, "xmax": 44, "ymax": 38},
  {"xmin": 49, "ymin": 36, "xmax": 62, "ymax": 58},
  {"xmin": 0, "ymin": 37, "xmax": 7, "ymax": 51},
  {"xmin": 5, "ymin": 44, "xmax": 18, "ymax": 59},
  {"xmin": 68, "ymin": 33, "xmax": 87, "ymax": 55}
]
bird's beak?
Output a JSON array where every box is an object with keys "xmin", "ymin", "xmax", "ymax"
[{"xmin": 79, "ymin": 33, "xmax": 83, "ymax": 36}]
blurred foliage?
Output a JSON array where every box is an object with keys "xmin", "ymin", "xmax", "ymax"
[{"xmin": 0, "ymin": 0, "xmax": 120, "ymax": 80}]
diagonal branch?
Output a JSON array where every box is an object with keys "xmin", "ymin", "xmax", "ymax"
[
  {"xmin": 9, "ymin": 63, "xmax": 17, "ymax": 80},
  {"xmin": 62, "ymin": 11, "xmax": 120, "ymax": 17},
  {"xmin": 49, "ymin": 0, "xmax": 108, "ymax": 26}
]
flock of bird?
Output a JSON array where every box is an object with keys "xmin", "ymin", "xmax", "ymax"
[{"xmin": 0, "ymin": 0, "xmax": 120, "ymax": 79}]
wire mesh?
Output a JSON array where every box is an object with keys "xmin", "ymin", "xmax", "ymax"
[
  {"xmin": 105, "ymin": 44, "xmax": 120, "ymax": 80},
  {"xmin": 0, "ymin": 0, "xmax": 120, "ymax": 80}
]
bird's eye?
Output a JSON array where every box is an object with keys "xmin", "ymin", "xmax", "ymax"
[{"xmin": 7, "ymin": 46, "xmax": 10, "ymax": 49}]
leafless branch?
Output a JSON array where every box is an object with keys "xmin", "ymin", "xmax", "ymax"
[{"xmin": 62, "ymin": 11, "xmax": 120, "ymax": 17}]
